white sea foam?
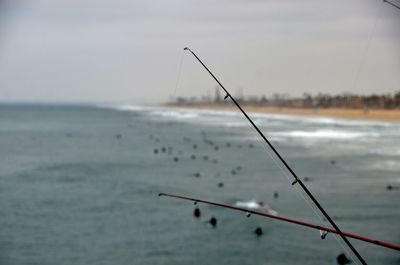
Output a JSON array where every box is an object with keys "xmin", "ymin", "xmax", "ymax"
[
  {"xmin": 368, "ymin": 147, "xmax": 400, "ymax": 157},
  {"xmin": 234, "ymin": 200, "xmax": 278, "ymax": 215},
  {"xmin": 149, "ymin": 110, "xmax": 199, "ymax": 119},
  {"xmin": 235, "ymin": 200, "xmax": 260, "ymax": 209},
  {"xmin": 271, "ymin": 130, "xmax": 379, "ymax": 140},
  {"xmin": 104, "ymin": 105, "xmax": 399, "ymax": 134},
  {"xmin": 250, "ymin": 113, "xmax": 393, "ymax": 127},
  {"xmin": 369, "ymin": 160, "xmax": 400, "ymax": 172},
  {"xmin": 224, "ymin": 121, "xmax": 249, "ymax": 128},
  {"xmin": 112, "ymin": 105, "xmax": 149, "ymax": 112}
]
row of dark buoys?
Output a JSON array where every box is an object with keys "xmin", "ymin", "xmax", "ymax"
[
  {"xmin": 153, "ymin": 146, "xmax": 174, "ymax": 154},
  {"xmin": 150, "ymin": 135, "xmax": 188, "ymax": 164},
  {"xmin": 179, "ymin": 133, "xmax": 235, "ymax": 184},
  {"xmin": 194, "ymin": 208, "xmax": 349, "ymax": 263},
  {"xmin": 192, "ymin": 203, "xmax": 217, "ymax": 228},
  {"xmin": 151, "ymin": 132, "xmax": 284, "ymax": 194},
  {"xmin": 150, "ymin": 136, "xmax": 184, "ymax": 164},
  {"xmin": 151, "ymin": 131, "xmax": 250, "ymax": 193},
  {"xmin": 201, "ymin": 130, "xmax": 256, "ymax": 150},
  {"xmin": 193, "ymin": 207, "xmax": 263, "ymax": 235}
]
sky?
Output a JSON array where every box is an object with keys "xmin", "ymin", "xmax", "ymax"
[{"xmin": 0, "ymin": 0, "xmax": 399, "ymax": 104}]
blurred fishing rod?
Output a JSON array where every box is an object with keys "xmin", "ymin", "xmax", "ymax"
[
  {"xmin": 159, "ymin": 193, "xmax": 400, "ymax": 252},
  {"xmin": 383, "ymin": 0, "xmax": 400, "ymax": 10},
  {"xmin": 180, "ymin": 47, "xmax": 367, "ymax": 264}
]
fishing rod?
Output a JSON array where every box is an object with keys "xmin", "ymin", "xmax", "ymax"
[
  {"xmin": 383, "ymin": 0, "xmax": 400, "ymax": 10},
  {"xmin": 181, "ymin": 47, "xmax": 368, "ymax": 265},
  {"xmin": 159, "ymin": 193, "xmax": 400, "ymax": 252}
]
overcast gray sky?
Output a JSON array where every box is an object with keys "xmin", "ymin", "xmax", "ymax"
[{"xmin": 0, "ymin": 0, "xmax": 399, "ymax": 104}]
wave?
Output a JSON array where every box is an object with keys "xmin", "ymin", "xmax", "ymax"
[
  {"xmin": 250, "ymin": 113, "xmax": 393, "ymax": 128},
  {"xmin": 96, "ymin": 104, "xmax": 151, "ymax": 112},
  {"xmin": 101, "ymin": 105, "xmax": 398, "ymax": 131},
  {"xmin": 235, "ymin": 200, "xmax": 260, "ymax": 209},
  {"xmin": 149, "ymin": 110, "xmax": 199, "ymax": 119},
  {"xmin": 223, "ymin": 121, "xmax": 249, "ymax": 128},
  {"xmin": 111, "ymin": 105, "xmax": 149, "ymax": 112},
  {"xmin": 234, "ymin": 200, "xmax": 278, "ymax": 215},
  {"xmin": 271, "ymin": 130, "xmax": 379, "ymax": 140},
  {"xmin": 368, "ymin": 147, "xmax": 400, "ymax": 157},
  {"xmin": 99, "ymin": 105, "xmax": 200, "ymax": 119},
  {"xmin": 369, "ymin": 160, "xmax": 400, "ymax": 172}
]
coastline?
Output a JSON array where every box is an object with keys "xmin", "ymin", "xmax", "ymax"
[{"xmin": 164, "ymin": 103, "xmax": 400, "ymax": 122}]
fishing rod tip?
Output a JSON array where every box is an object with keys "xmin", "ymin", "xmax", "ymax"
[
  {"xmin": 158, "ymin": 193, "xmax": 165, "ymax": 197},
  {"xmin": 183, "ymin": 47, "xmax": 191, "ymax": 51}
]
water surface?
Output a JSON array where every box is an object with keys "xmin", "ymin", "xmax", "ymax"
[{"xmin": 0, "ymin": 104, "xmax": 399, "ymax": 265}]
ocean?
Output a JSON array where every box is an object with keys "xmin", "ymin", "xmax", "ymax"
[{"xmin": 0, "ymin": 104, "xmax": 399, "ymax": 265}]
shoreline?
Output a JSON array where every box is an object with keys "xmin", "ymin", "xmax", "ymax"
[{"xmin": 164, "ymin": 104, "xmax": 400, "ymax": 122}]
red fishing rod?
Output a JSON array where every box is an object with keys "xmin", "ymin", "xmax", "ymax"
[
  {"xmin": 159, "ymin": 193, "xmax": 400, "ymax": 252},
  {"xmin": 182, "ymin": 47, "xmax": 367, "ymax": 264}
]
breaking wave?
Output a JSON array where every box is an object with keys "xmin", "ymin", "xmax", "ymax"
[
  {"xmin": 101, "ymin": 106, "xmax": 397, "ymax": 143},
  {"xmin": 271, "ymin": 130, "xmax": 379, "ymax": 140},
  {"xmin": 111, "ymin": 105, "xmax": 149, "ymax": 112},
  {"xmin": 149, "ymin": 110, "xmax": 199, "ymax": 119},
  {"xmin": 234, "ymin": 200, "xmax": 278, "ymax": 215},
  {"xmin": 369, "ymin": 160, "xmax": 400, "ymax": 172}
]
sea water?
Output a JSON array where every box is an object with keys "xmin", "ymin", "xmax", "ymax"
[{"xmin": 0, "ymin": 104, "xmax": 399, "ymax": 265}]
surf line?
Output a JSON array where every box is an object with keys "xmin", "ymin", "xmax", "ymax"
[
  {"xmin": 164, "ymin": 47, "xmax": 371, "ymax": 264},
  {"xmin": 159, "ymin": 193, "xmax": 400, "ymax": 252}
]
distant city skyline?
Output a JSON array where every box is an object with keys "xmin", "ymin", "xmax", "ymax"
[{"xmin": 0, "ymin": 0, "xmax": 399, "ymax": 104}]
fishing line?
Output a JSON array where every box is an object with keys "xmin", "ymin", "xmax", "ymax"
[
  {"xmin": 182, "ymin": 47, "xmax": 367, "ymax": 264},
  {"xmin": 224, "ymin": 99, "xmax": 323, "ymax": 218},
  {"xmin": 350, "ymin": 3, "xmax": 381, "ymax": 94},
  {"xmin": 178, "ymin": 52, "xmax": 329, "ymax": 236},
  {"xmin": 224, "ymin": 98, "xmax": 357, "ymax": 263},
  {"xmin": 173, "ymin": 49, "xmax": 185, "ymax": 99}
]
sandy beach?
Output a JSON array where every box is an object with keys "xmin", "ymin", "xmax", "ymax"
[{"xmin": 165, "ymin": 103, "xmax": 400, "ymax": 122}]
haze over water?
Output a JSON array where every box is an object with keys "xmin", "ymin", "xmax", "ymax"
[{"xmin": 0, "ymin": 104, "xmax": 399, "ymax": 265}]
